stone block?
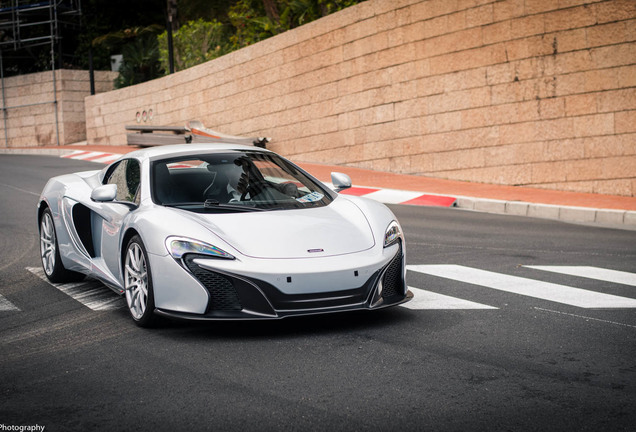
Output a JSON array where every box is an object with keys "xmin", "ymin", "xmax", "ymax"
[
  {"xmin": 603, "ymin": 155, "xmax": 636, "ymax": 179},
  {"xmin": 591, "ymin": 43, "xmax": 636, "ymax": 69},
  {"xmin": 565, "ymin": 93, "xmax": 597, "ymax": 116},
  {"xmin": 483, "ymin": 21, "xmax": 512, "ymax": 45},
  {"xmin": 598, "ymin": 88, "xmax": 636, "ymax": 112},
  {"xmin": 454, "ymin": 197, "xmax": 476, "ymax": 210},
  {"xmin": 466, "ymin": 4, "xmax": 494, "ymax": 27},
  {"xmin": 474, "ymin": 198, "xmax": 507, "ymax": 214},
  {"xmin": 555, "ymin": 72, "xmax": 586, "ymax": 97},
  {"xmin": 595, "ymin": 209, "xmax": 626, "ymax": 225},
  {"xmin": 615, "ymin": 110, "xmax": 636, "ymax": 134},
  {"xmin": 510, "ymin": 14, "xmax": 545, "ymax": 39},
  {"xmin": 587, "ymin": 21, "xmax": 630, "ymax": 47},
  {"xmin": 617, "ymin": 65, "xmax": 636, "ymax": 88},
  {"xmin": 559, "ymin": 206, "xmax": 597, "ymax": 223},
  {"xmin": 584, "ymin": 68, "xmax": 619, "ymax": 92},
  {"xmin": 556, "ymin": 28, "xmax": 588, "ymax": 53},
  {"xmin": 572, "ymin": 113, "xmax": 614, "ymax": 138},
  {"xmin": 505, "ymin": 201, "xmax": 529, "ymax": 216},
  {"xmin": 545, "ymin": 5, "xmax": 598, "ymax": 33},
  {"xmin": 625, "ymin": 211, "xmax": 636, "ymax": 226},
  {"xmin": 494, "ymin": 0, "xmax": 525, "ymax": 21},
  {"xmin": 531, "ymin": 162, "xmax": 568, "ymax": 183},
  {"xmin": 596, "ymin": 0, "xmax": 636, "ymax": 25},
  {"xmin": 527, "ymin": 203, "xmax": 561, "ymax": 219},
  {"xmin": 539, "ymin": 98, "xmax": 565, "ymax": 119}
]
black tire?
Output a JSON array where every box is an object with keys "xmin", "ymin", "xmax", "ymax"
[
  {"xmin": 123, "ymin": 235, "xmax": 157, "ymax": 327},
  {"xmin": 39, "ymin": 207, "xmax": 85, "ymax": 283}
]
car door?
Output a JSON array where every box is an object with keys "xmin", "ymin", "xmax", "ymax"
[{"xmin": 94, "ymin": 158, "xmax": 141, "ymax": 282}]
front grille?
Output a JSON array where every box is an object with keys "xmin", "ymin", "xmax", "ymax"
[
  {"xmin": 382, "ymin": 242, "xmax": 403, "ymax": 299},
  {"xmin": 184, "ymin": 255, "xmax": 242, "ymax": 311}
]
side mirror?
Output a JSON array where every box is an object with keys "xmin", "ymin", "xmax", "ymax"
[
  {"xmin": 331, "ymin": 172, "xmax": 352, "ymax": 193},
  {"xmin": 91, "ymin": 184, "xmax": 117, "ymax": 202}
]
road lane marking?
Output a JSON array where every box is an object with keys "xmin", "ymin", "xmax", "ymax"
[
  {"xmin": 407, "ymin": 265, "xmax": 636, "ymax": 309},
  {"xmin": 0, "ymin": 182, "xmax": 40, "ymax": 196},
  {"xmin": 534, "ymin": 307, "xmax": 636, "ymax": 329},
  {"xmin": 401, "ymin": 287, "xmax": 497, "ymax": 310},
  {"xmin": 525, "ymin": 266, "xmax": 636, "ymax": 287},
  {"xmin": 27, "ymin": 267, "xmax": 124, "ymax": 311},
  {"xmin": 0, "ymin": 294, "xmax": 20, "ymax": 311}
]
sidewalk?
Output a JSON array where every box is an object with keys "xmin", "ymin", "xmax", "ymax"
[{"xmin": 2, "ymin": 143, "xmax": 635, "ymax": 229}]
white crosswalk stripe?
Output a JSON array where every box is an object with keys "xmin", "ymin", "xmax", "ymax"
[
  {"xmin": 402, "ymin": 287, "xmax": 497, "ymax": 310},
  {"xmin": 406, "ymin": 265, "xmax": 636, "ymax": 309},
  {"xmin": 27, "ymin": 267, "xmax": 123, "ymax": 311},
  {"xmin": 0, "ymin": 294, "xmax": 20, "ymax": 311},
  {"xmin": 525, "ymin": 266, "xmax": 636, "ymax": 287},
  {"xmin": 21, "ymin": 264, "xmax": 636, "ymax": 313}
]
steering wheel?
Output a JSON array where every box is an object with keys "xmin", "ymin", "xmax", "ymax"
[{"xmin": 240, "ymin": 179, "xmax": 270, "ymax": 201}]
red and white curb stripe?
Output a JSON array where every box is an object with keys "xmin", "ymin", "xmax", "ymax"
[
  {"xmin": 322, "ymin": 184, "xmax": 456, "ymax": 207},
  {"xmin": 59, "ymin": 151, "xmax": 456, "ymax": 208},
  {"xmin": 61, "ymin": 150, "xmax": 122, "ymax": 164}
]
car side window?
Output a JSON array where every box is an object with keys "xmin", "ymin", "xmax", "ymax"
[{"xmin": 104, "ymin": 159, "xmax": 141, "ymax": 204}]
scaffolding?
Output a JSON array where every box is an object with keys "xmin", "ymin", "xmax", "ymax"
[{"xmin": 0, "ymin": 0, "xmax": 82, "ymax": 147}]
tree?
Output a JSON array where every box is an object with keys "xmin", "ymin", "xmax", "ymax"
[
  {"xmin": 114, "ymin": 34, "xmax": 163, "ymax": 89},
  {"xmin": 157, "ymin": 19, "xmax": 229, "ymax": 72}
]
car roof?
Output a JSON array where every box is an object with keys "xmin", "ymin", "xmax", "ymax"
[{"xmin": 124, "ymin": 143, "xmax": 272, "ymax": 162}]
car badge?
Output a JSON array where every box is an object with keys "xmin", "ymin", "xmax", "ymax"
[{"xmin": 307, "ymin": 248, "xmax": 324, "ymax": 253}]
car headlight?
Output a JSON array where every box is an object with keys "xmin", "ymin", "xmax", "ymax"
[
  {"xmin": 384, "ymin": 221, "xmax": 402, "ymax": 248},
  {"xmin": 166, "ymin": 237, "xmax": 235, "ymax": 260}
]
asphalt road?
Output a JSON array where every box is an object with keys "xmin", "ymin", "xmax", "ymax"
[{"xmin": 1, "ymin": 155, "xmax": 635, "ymax": 432}]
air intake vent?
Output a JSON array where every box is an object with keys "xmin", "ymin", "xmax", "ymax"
[
  {"xmin": 184, "ymin": 255, "xmax": 242, "ymax": 311},
  {"xmin": 381, "ymin": 242, "xmax": 403, "ymax": 299}
]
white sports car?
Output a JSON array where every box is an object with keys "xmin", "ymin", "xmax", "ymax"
[{"xmin": 37, "ymin": 143, "xmax": 412, "ymax": 326}]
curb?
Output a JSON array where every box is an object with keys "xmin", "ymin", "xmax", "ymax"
[
  {"xmin": 455, "ymin": 196, "xmax": 636, "ymax": 229},
  {"xmin": 2, "ymin": 147, "xmax": 634, "ymax": 230}
]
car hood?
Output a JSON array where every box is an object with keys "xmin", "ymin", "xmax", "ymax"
[{"xmin": 178, "ymin": 197, "xmax": 376, "ymax": 259}]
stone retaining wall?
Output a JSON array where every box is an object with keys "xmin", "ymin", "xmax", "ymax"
[
  {"xmin": 1, "ymin": 69, "xmax": 116, "ymax": 147},
  {"xmin": 85, "ymin": 0, "xmax": 636, "ymax": 196}
]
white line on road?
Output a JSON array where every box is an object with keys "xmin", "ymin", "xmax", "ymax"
[
  {"xmin": 525, "ymin": 266, "xmax": 636, "ymax": 287},
  {"xmin": 27, "ymin": 267, "xmax": 123, "ymax": 311},
  {"xmin": 0, "ymin": 182, "xmax": 40, "ymax": 196},
  {"xmin": 0, "ymin": 294, "xmax": 20, "ymax": 311},
  {"xmin": 407, "ymin": 265, "xmax": 636, "ymax": 309},
  {"xmin": 534, "ymin": 307, "xmax": 636, "ymax": 329},
  {"xmin": 401, "ymin": 287, "xmax": 497, "ymax": 310}
]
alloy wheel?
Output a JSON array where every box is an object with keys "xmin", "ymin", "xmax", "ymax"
[
  {"xmin": 125, "ymin": 242, "xmax": 148, "ymax": 320},
  {"xmin": 40, "ymin": 212, "xmax": 56, "ymax": 276}
]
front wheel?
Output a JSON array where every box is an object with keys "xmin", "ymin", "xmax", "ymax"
[
  {"xmin": 124, "ymin": 235, "xmax": 157, "ymax": 327},
  {"xmin": 39, "ymin": 208, "xmax": 84, "ymax": 283}
]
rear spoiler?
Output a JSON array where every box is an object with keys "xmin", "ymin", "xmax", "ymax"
[{"xmin": 125, "ymin": 120, "xmax": 269, "ymax": 148}]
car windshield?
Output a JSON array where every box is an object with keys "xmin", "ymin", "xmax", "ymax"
[{"xmin": 151, "ymin": 151, "xmax": 334, "ymax": 212}]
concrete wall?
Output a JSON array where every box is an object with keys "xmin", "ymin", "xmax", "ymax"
[
  {"xmin": 85, "ymin": 0, "xmax": 636, "ymax": 196},
  {"xmin": 1, "ymin": 69, "xmax": 117, "ymax": 147}
]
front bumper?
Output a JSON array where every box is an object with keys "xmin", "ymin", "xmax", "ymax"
[{"xmin": 154, "ymin": 241, "xmax": 411, "ymax": 320}]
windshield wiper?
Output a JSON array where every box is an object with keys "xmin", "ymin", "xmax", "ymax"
[
  {"xmin": 203, "ymin": 199, "xmax": 265, "ymax": 211},
  {"xmin": 163, "ymin": 201, "xmax": 264, "ymax": 212}
]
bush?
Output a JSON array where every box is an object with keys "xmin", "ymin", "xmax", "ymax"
[{"xmin": 157, "ymin": 18, "xmax": 230, "ymax": 73}]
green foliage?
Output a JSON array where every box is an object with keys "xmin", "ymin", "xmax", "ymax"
[
  {"xmin": 227, "ymin": 0, "xmax": 362, "ymax": 50},
  {"xmin": 114, "ymin": 35, "xmax": 163, "ymax": 89},
  {"xmin": 228, "ymin": 0, "xmax": 279, "ymax": 50},
  {"xmin": 279, "ymin": 0, "xmax": 362, "ymax": 27},
  {"xmin": 0, "ymin": 0, "xmax": 362, "ymax": 81},
  {"xmin": 176, "ymin": 0, "xmax": 233, "ymax": 25},
  {"xmin": 76, "ymin": 0, "xmax": 165, "ymax": 72},
  {"xmin": 157, "ymin": 19, "xmax": 230, "ymax": 73},
  {"xmin": 92, "ymin": 25, "xmax": 164, "ymax": 51}
]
